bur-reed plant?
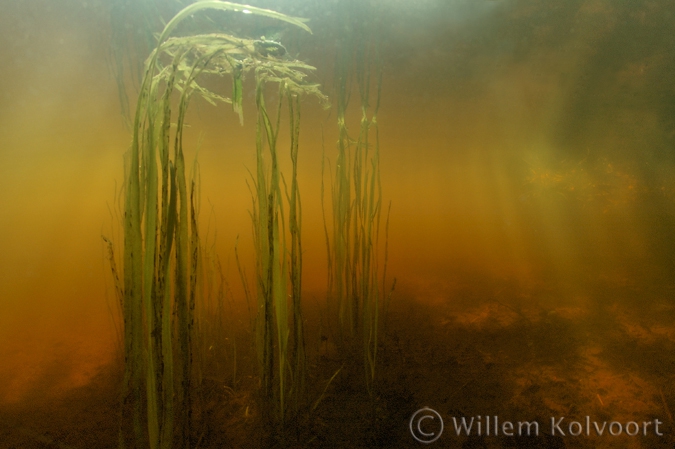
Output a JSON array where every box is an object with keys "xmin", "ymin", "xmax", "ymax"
[
  {"xmin": 250, "ymin": 82, "xmax": 318, "ymax": 433},
  {"xmin": 116, "ymin": 2, "xmax": 325, "ymax": 448},
  {"xmin": 323, "ymin": 0, "xmax": 390, "ymax": 396}
]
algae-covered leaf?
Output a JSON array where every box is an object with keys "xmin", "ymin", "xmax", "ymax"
[{"xmin": 158, "ymin": 1, "xmax": 312, "ymax": 50}]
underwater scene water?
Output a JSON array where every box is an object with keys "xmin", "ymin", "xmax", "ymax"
[{"xmin": 2, "ymin": 0, "xmax": 675, "ymax": 447}]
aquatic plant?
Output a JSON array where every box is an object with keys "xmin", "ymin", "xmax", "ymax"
[
  {"xmin": 323, "ymin": 0, "xmax": 391, "ymax": 395},
  {"xmin": 116, "ymin": 2, "xmax": 325, "ymax": 447},
  {"xmin": 249, "ymin": 53, "xmax": 328, "ymax": 434}
]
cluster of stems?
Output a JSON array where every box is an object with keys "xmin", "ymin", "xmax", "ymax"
[
  {"xmin": 251, "ymin": 83, "xmax": 307, "ymax": 431},
  {"xmin": 323, "ymin": 0, "xmax": 388, "ymax": 395},
  {"xmin": 115, "ymin": 2, "xmax": 325, "ymax": 447}
]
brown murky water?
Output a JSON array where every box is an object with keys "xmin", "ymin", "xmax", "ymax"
[{"xmin": 2, "ymin": 0, "xmax": 675, "ymax": 447}]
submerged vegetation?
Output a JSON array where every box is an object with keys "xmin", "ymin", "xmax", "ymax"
[
  {"xmin": 111, "ymin": 1, "xmax": 325, "ymax": 447},
  {"xmin": 323, "ymin": 0, "xmax": 392, "ymax": 396},
  {"xmin": 105, "ymin": 0, "xmax": 398, "ymax": 445}
]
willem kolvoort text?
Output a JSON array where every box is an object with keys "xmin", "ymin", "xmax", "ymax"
[{"xmin": 450, "ymin": 416, "xmax": 664, "ymax": 437}]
